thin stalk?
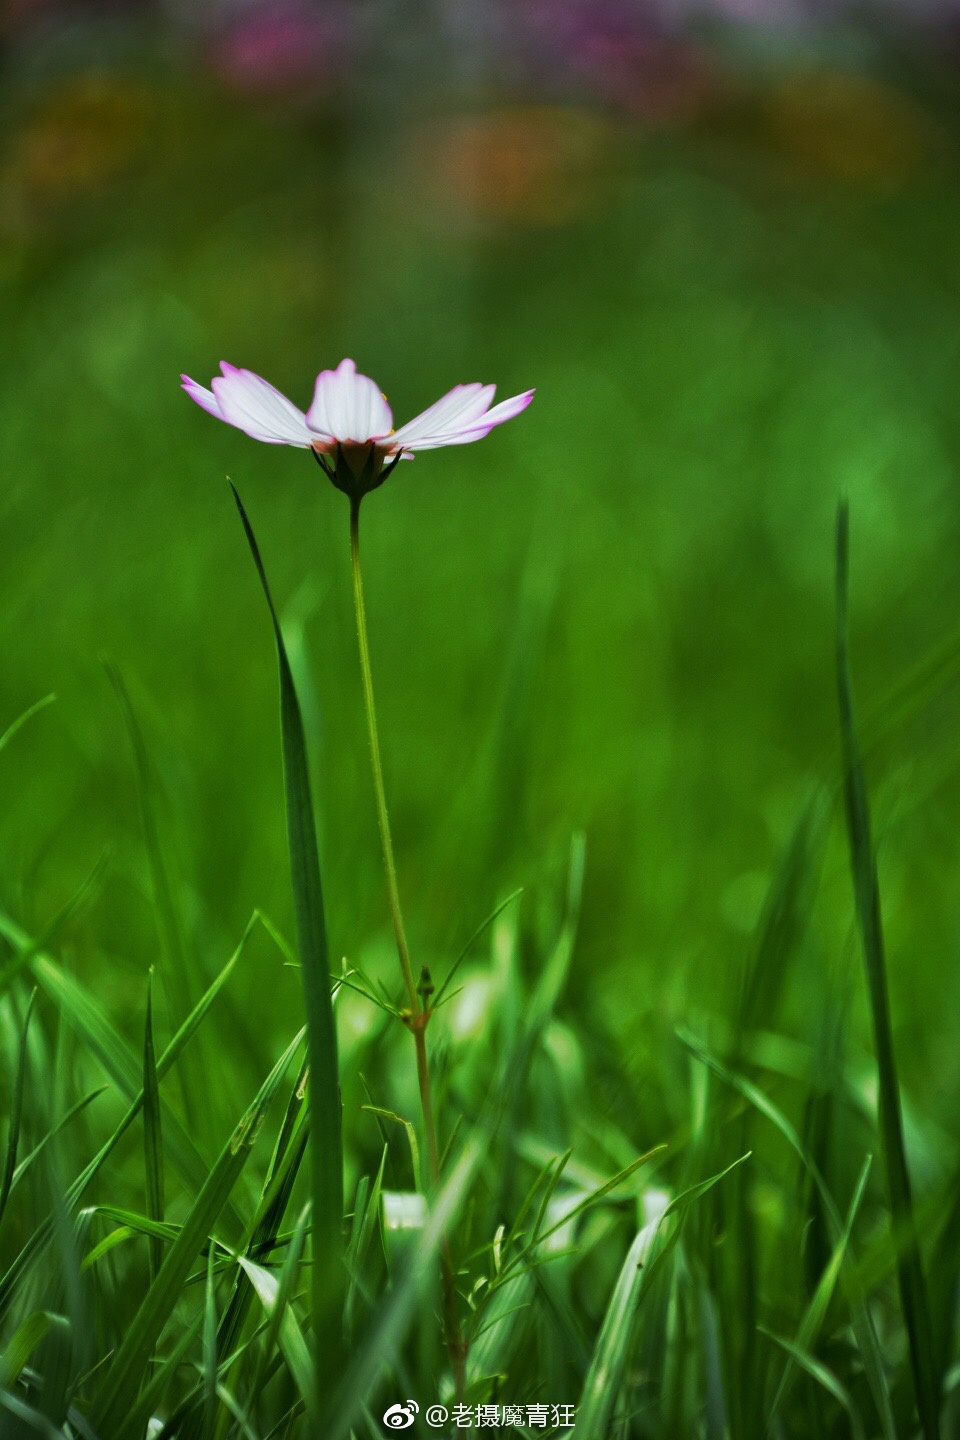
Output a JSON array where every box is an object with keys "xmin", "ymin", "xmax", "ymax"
[{"xmin": 348, "ymin": 497, "xmax": 466, "ymax": 1396}]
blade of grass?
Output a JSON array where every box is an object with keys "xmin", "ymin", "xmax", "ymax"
[
  {"xmin": 9, "ymin": 1087, "xmax": 107, "ymax": 1199},
  {"xmin": 203, "ymin": 1245, "xmax": 218, "ymax": 1440},
  {"xmin": 325, "ymin": 1129, "xmax": 488, "ymax": 1440},
  {"xmin": 123, "ymin": 1314, "xmax": 202, "ymax": 1440},
  {"xmin": 232, "ymin": 485, "xmax": 344, "ymax": 1395},
  {"xmin": 929, "ymin": 1162, "xmax": 960, "ymax": 1382},
  {"xmin": 79, "ymin": 1205, "xmax": 184, "ymax": 1254},
  {"xmin": 177, "ymin": 1065, "xmax": 312, "ymax": 1440},
  {"xmin": 736, "ymin": 793, "xmax": 828, "ymax": 1040},
  {"xmin": 0, "ymin": 920, "xmax": 256, "ymax": 1317},
  {"xmin": 498, "ymin": 1148, "xmax": 663, "ymax": 1286},
  {"xmin": 0, "ymin": 1312, "xmax": 50, "ymax": 1388},
  {"xmin": 706, "ymin": 793, "xmax": 828, "ymax": 1439},
  {"xmin": 245, "ymin": 1201, "xmax": 312, "ymax": 1417},
  {"xmin": 32, "ymin": 1312, "xmax": 72, "ymax": 1429},
  {"xmin": 0, "ymin": 990, "xmax": 35, "ymax": 1231},
  {"xmin": 104, "ymin": 664, "xmax": 194, "ymax": 1020},
  {"xmin": 0, "ymin": 1386, "xmax": 66, "ymax": 1438},
  {"xmin": 836, "ymin": 501, "xmax": 940, "ymax": 1440},
  {"xmin": 467, "ymin": 1270, "xmax": 534, "ymax": 1388},
  {"xmin": 20, "ymin": 941, "xmax": 228, "ymax": 1226},
  {"xmin": 346, "ymin": 1149, "xmax": 387, "ymax": 1335},
  {"xmin": 143, "ymin": 971, "xmax": 165, "ymax": 1282},
  {"xmin": 361, "ymin": 1107, "xmax": 421, "ymax": 1192},
  {"xmin": 766, "ymin": 1155, "xmax": 872, "ymax": 1434},
  {"xmin": 89, "ymin": 1027, "xmax": 304, "ymax": 1438},
  {"xmin": 236, "ymin": 1252, "xmax": 316, "ymax": 1420},
  {"xmin": 498, "ymin": 838, "xmax": 583, "ymax": 1220},
  {"xmin": 576, "ymin": 1157, "xmax": 749, "ymax": 1440},
  {"xmin": 0, "ymin": 856, "xmax": 108, "ymax": 997},
  {"xmin": 82, "ymin": 1224, "xmax": 166, "ymax": 1272},
  {"xmin": 679, "ymin": 1027, "xmax": 897, "ymax": 1440},
  {"xmin": 0, "ymin": 694, "xmax": 55, "ymax": 757},
  {"xmin": 433, "ymin": 887, "xmax": 525, "ymax": 1009},
  {"xmin": 133, "ymin": 1315, "xmax": 283, "ymax": 1440},
  {"xmin": 762, "ymin": 1330, "xmax": 865, "ymax": 1440},
  {"xmin": 0, "ymin": 906, "xmax": 224, "ymax": 1218}
]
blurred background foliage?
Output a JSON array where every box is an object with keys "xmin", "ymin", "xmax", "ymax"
[{"xmin": 3, "ymin": 0, "xmax": 960, "ymax": 1194}]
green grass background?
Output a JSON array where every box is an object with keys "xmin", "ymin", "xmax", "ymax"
[{"xmin": 5, "ymin": 81, "xmax": 960, "ymax": 1094}]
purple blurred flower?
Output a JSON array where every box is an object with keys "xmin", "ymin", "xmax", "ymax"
[
  {"xmin": 210, "ymin": 0, "xmax": 346, "ymax": 94},
  {"xmin": 182, "ymin": 358, "xmax": 534, "ymax": 495}
]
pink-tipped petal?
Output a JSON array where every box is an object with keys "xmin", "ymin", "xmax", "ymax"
[
  {"xmin": 306, "ymin": 358, "xmax": 394, "ymax": 443},
  {"xmin": 456, "ymin": 387, "xmax": 535, "ymax": 435},
  {"xmin": 392, "ymin": 386, "xmax": 535, "ymax": 451},
  {"xmin": 388, "ymin": 382, "xmax": 495, "ymax": 447},
  {"xmin": 207, "ymin": 363, "xmax": 314, "ymax": 446},
  {"xmin": 181, "ymin": 375, "xmax": 224, "ymax": 419}
]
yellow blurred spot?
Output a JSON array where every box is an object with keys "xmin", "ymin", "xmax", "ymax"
[
  {"xmin": 767, "ymin": 70, "xmax": 939, "ymax": 190},
  {"xmin": 4, "ymin": 74, "xmax": 152, "ymax": 207}
]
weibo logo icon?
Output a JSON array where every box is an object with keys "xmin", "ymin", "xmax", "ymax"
[{"xmin": 383, "ymin": 1401, "xmax": 419, "ymax": 1429}]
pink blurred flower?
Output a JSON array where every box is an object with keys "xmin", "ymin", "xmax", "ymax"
[
  {"xmin": 210, "ymin": 1, "xmax": 346, "ymax": 94},
  {"xmin": 182, "ymin": 358, "xmax": 534, "ymax": 496},
  {"xmin": 518, "ymin": 0, "xmax": 711, "ymax": 123}
]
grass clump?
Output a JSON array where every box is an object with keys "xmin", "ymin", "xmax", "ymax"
[{"xmin": 0, "ymin": 469, "xmax": 957, "ymax": 1439}]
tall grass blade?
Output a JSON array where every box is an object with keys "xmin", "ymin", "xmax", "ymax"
[
  {"xmin": 232, "ymin": 484, "xmax": 344, "ymax": 1394},
  {"xmin": 836, "ymin": 501, "xmax": 940, "ymax": 1440}
]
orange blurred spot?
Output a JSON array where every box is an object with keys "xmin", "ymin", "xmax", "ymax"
[{"xmin": 406, "ymin": 106, "xmax": 621, "ymax": 230}]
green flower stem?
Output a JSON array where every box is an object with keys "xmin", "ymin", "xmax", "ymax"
[
  {"xmin": 348, "ymin": 497, "xmax": 466, "ymax": 1398},
  {"xmin": 348, "ymin": 498, "xmax": 419, "ymax": 1016}
]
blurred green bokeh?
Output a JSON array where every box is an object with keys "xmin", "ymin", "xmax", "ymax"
[{"xmin": 3, "ymin": 21, "xmax": 960, "ymax": 1159}]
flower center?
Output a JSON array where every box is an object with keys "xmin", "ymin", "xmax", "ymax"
[{"xmin": 312, "ymin": 440, "xmax": 401, "ymax": 499}]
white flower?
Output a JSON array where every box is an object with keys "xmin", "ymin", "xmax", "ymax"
[{"xmin": 182, "ymin": 357, "xmax": 534, "ymax": 495}]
